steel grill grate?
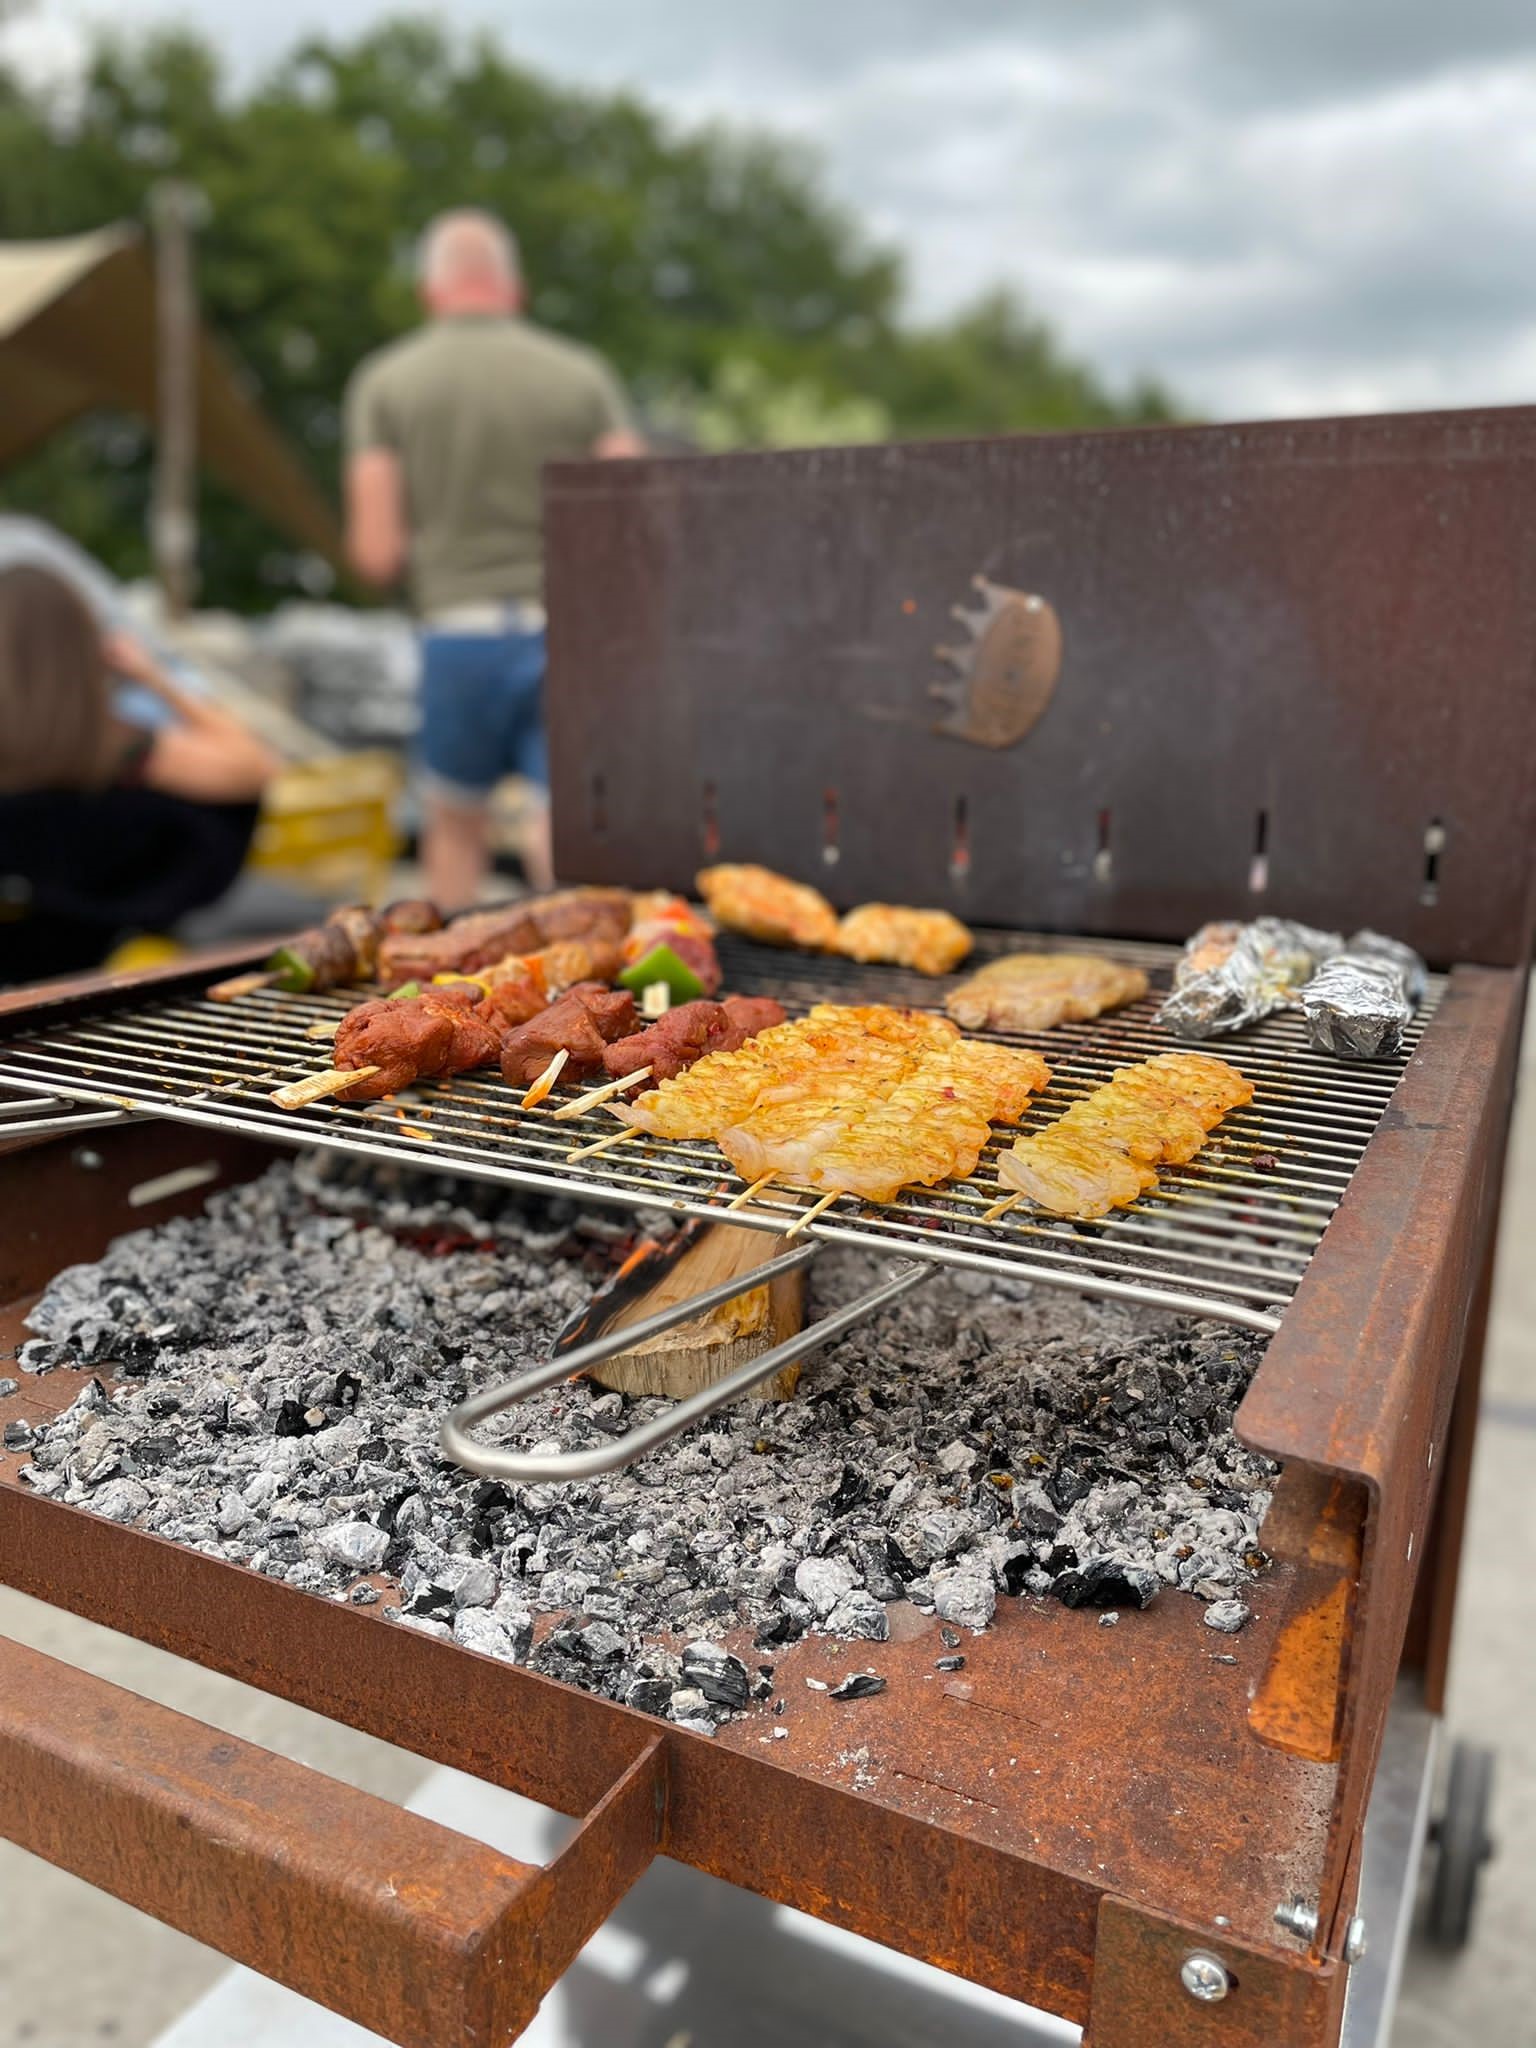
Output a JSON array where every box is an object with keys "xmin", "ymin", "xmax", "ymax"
[{"xmin": 0, "ymin": 931, "xmax": 1439, "ymax": 1335}]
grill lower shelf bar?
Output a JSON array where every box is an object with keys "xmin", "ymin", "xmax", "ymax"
[{"xmin": 0, "ymin": 931, "xmax": 1439, "ymax": 1337}]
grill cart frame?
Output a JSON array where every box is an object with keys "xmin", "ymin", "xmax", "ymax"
[{"xmin": 3, "ymin": 404, "xmax": 1534, "ymax": 2046}]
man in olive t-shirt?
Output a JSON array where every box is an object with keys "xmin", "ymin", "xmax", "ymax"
[{"xmin": 343, "ymin": 208, "xmax": 641, "ymax": 903}]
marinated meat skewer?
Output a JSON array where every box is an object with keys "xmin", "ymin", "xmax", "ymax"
[
  {"xmin": 378, "ymin": 887, "xmax": 633, "ymax": 987},
  {"xmin": 455, "ymin": 938, "xmax": 627, "ymax": 1025},
  {"xmin": 601, "ymin": 995, "xmax": 787, "ymax": 1087},
  {"xmin": 619, "ymin": 892, "xmax": 722, "ymax": 998},
  {"xmin": 499, "ymin": 985, "xmax": 638, "ymax": 1087},
  {"xmin": 210, "ymin": 899, "xmax": 441, "ymax": 999},
  {"xmin": 331, "ymin": 984, "xmax": 502, "ymax": 1101},
  {"xmin": 282, "ymin": 944, "xmax": 639, "ymax": 1109}
]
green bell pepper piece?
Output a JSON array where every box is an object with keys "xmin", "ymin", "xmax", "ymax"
[
  {"xmin": 617, "ymin": 943, "xmax": 703, "ymax": 1004},
  {"xmin": 267, "ymin": 944, "xmax": 315, "ymax": 993}
]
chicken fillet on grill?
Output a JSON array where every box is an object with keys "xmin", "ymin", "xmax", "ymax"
[
  {"xmin": 945, "ymin": 952, "xmax": 1149, "ymax": 1034},
  {"xmin": 696, "ymin": 864, "xmax": 840, "ymax": 951}
]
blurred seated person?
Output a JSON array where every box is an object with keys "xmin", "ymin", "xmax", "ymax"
[{"xmin": 0, "ymin": 564, "xmax": 278, "ymax": 984}]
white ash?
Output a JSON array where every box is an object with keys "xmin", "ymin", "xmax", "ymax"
[{"xmin": 8, "ymin": 1155, "xmax": 1277, "ymax": 1728}]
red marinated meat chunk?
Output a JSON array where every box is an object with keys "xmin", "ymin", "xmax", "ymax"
[
  {"xmin": 418, "ymin": 986, "xmax": 503, "ymax": 1073},
  {"xmin": 334, "ymin": 1000, "xmax": 457, "ymax": 1100},
  {"xmin": 601, "ymin": 994, "xmax": 787, "ymax": 1088},
  {"xmin": 720, "ymin": 995, "xmax": 786, "ymax": 1040},
  {"xmin": 499, "ymin": 983, "xmax": 638, "ymax": 1086},
  {"xmin": 476, "ymin": 967, "xmax": 548, "ymax": 1030},
  {"xmin": 604, "ymin": 1000, "xmax": 723, "ymax": 1083}
]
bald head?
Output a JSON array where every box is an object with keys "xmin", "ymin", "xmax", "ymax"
[{"xmin": 418, "ymin": 210, "xmax": 521, "ymax": 316}]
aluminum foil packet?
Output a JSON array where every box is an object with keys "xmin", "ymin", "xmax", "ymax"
[
  {"xmin": 1302, "ymin": 953, "xmax": 1414, "ymax": 1060},
  {"xmin": 1345, "ymin": 929, "xmax": 1428, "ymax": 1006},
  {"xmin": 1160, "ymin": 917, "xmax": 1342, "ymax": 1039}
]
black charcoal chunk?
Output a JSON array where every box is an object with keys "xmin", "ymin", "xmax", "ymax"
[
  {"xmin": 829, "ymin": 1672, "xmax": 887, "ymax": 1702},
  {"xmin": 935, "ymin": 1654, "xmax": 966, "ymax": 1672},
  {"xmin": 682, "ymin": 1640, "xmax": 750, "ymax": 1710},
  {"xmin": 573, "ymin": 1620, "xmax": 627, "ymax": 1663},
  {"xmin": 1053, "ymin": 1559, "xmax": 1161, "ymax": 1611}
]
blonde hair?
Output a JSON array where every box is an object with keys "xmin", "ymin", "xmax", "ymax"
[{"xmin": 0, "ymin": 564, "xmax": 113, "ymax": 793}]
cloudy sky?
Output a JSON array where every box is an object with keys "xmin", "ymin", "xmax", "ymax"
[{"xmin": 9, "ymin": 0, "xmax": 1536, "ymax": 418}]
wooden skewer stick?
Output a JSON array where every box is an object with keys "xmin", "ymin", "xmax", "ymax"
[
  {"xmin": 271, "ymin": 1065, "xmax": 378, "ymax": 1110},
  {"xmin": 725, "ymin": 1172, "xmax": 779, "ymax": 1212},
  {"xmin": 520, "ymin": 1047, "xmax": 569, "ymax": 1109},
  {"xmin": 981, "ymin": 1191, "xmax": 1021, "ymax": 1224},
  {"xmin": 551, "ymin": 1066, "xmax": 652, "ymax": 1121},
  {"xmin": 567, "ymin": 1125, "xmax": 642, "ymax": 1163},
  {"xmin": 305, "ymin": 1019, "xmax": 340, "ymax": 1041},
  {"xmin": 208, "ymin": 970, "xmax": 275, "ymax": 1002},
  {"xmin": 785, "ymin": 1188, "xmax": 841, "ymax": 1239}
]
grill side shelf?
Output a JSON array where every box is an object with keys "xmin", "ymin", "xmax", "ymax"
[{"xmin": 1236, "ymin": 961, "xmax": 1524, "ymax": 1958}]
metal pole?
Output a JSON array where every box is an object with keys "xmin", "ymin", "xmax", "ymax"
[{"xmin": 150, "ymin": 181, "xmax": 199, "ymax": 619}]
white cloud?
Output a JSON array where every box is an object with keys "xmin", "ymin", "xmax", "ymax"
[{"xmin": 6, "ymin": 0, "xmax": 1536, "ymax": 417}]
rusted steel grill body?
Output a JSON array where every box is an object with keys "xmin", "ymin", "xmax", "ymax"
[
  {"xmin": 3, "ymin": 406, "xmax": 1534, "ymax": 2047},
  {"xmin": 544, "ymin": 408, "xmax": 1536, "ymax": 970},
  {"xmin": 0, "ymin": 934, "xmax": 1441, "ymax": 1337},
  {"xmin": 0, "ymin": 956, "xmax": 1520, "ymax": 2047}
]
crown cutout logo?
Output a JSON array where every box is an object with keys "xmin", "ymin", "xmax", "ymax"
[{"xmin": 931, "ymin": 576, "xmax": 1062, "ymax": 749}]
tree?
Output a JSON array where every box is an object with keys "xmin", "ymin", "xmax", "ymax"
[{"xmin": 0, "ymin": 18, "xmax": 1177, "ymax": 609}]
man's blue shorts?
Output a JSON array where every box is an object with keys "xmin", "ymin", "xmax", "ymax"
[{"xmin": 417, "ymin": 625, "xmax": 548, "ymax": 805}]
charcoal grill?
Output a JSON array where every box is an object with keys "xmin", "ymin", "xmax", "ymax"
[
  {"xmin": 2, "ymin": 406, "xmax": 1534, "ymax": 2048},
  {"xmin": 0, "ymin": 935, "xmax": 1444, "ymax": 1337}
]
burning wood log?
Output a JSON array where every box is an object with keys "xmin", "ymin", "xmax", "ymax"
[{"xmin": 553, "ymin": 1220, "xmax": 807, "ymax": 1402}]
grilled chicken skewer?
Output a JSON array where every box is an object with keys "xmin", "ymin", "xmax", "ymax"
[
  {"xmin": 618, "ymin": 1003, "xmax": 1051, "ymax": 1203},
  {"xmin": 995, "ymin": 1052, "xmax": 1253, "ymax": 1219}
]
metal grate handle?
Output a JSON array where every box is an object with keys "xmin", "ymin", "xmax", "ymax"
[
  {"xmin": 440, "ymin": 1248, "xmax": 930, "ymax": 1481},
  {"xmin": 0, "ymin": 1090, "xmax": 136, "ymax": 1141}
]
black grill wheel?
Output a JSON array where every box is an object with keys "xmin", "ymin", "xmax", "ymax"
[{"xmin": 1426, "ymin": 1739, "xmax": 1497, "ymax": 1951}]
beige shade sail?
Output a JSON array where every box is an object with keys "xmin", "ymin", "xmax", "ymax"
[{"xmin": 0, "ymin": 225, "xmax": 345, "ymax": 568}]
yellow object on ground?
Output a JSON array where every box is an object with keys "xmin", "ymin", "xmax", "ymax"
[
  {"xmin": 249, "ymin": 751, "xmax": 403, "ymax": 903},
  {"xmin": 103, "ymin": 934, "xmax": 183, "ymax": 973}
]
